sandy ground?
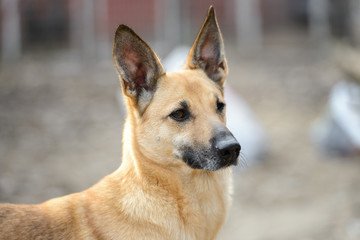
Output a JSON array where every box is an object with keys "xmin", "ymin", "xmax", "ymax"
[{"xmin": 0, "ymin": 35, "xmax": 359, "ymax": 240}]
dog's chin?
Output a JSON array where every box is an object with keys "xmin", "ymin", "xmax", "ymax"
[
  {"xmin": 181, "ymin": 147, "xmax": 238, "ymax": 171},
  {"xmin": 202, "ymin": 159, "xmax": 238, "ymax": 171}
]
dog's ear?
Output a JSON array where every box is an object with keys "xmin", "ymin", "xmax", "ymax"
[
  {"xmin": 113, "ymin": 25, "xmax": 165, "ymax": 113},
  {"xmin": 186, "ymin": 6, "xmax": 227, "ymax": 88}
]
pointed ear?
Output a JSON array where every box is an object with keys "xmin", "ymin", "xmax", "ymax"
[
  {"xmin": 113, "ymin": 25, "xmax": 165, "ymax": 113},
  {"xmin": 185, "ymin": 6, "xmax": 227, "ymax": 88}
]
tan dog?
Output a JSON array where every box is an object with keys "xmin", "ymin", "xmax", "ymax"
[{"xmin": 0, "ymin": 6, "xmax": 240, "ymax": 240}]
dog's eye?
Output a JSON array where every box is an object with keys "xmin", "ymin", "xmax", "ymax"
[
  {"xmin": 217, "ymin": 101, "xmax": 225, "ymax": 113},
  {"xmin": 170, "ymin": 109, "xmax": 189, "ymax": 122}
]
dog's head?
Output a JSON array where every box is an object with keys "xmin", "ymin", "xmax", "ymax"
[{"xmin": 113, "ymin": 7, "xmax": 240, "ymax": 171}]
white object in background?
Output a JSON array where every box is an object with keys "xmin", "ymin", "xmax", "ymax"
[
  {"xmin": 311, "ymin": 81, "xmax": 360, "ymax": 156},
  {"xmin": 330, "ymin": 81, "xmax": 360, "ymax": 148},
  {"xmin": 224, "ymin": 86, "xmax": 268, "ymax": 166},
  {"xmin": 161, "ymin": 45, "xmax": 191, "ymax": 72}
]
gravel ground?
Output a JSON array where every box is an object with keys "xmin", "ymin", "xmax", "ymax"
[{"xmin": 0, "ymin": 34, "xmax": 359, "ymax": 240}]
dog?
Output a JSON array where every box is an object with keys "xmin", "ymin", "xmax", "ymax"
[{"xmin": 0, "ymin": 6, "xmax": 240, "ymax": 240}]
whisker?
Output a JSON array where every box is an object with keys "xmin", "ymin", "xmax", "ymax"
[{"xmin": 237, "ymin": 152, "xmax": 249, "ymax": 170}]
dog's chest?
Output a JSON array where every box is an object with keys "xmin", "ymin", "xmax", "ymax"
[{"xmin": 114, "ymin": 169, "xmax": 232, "ymax": 240}]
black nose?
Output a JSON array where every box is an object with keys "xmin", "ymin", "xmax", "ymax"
[{"xmin": 215, "ymin": 137, "xmax": 241, "ymax": 163}]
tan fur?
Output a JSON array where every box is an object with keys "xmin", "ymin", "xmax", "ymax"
[{"xmin": 0, "ymin": 6, "xmax": 234, "ymax": 240}]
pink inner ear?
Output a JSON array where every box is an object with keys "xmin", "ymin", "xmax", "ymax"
[
  {"xmin": 200, "ymin": 40, "xmax": 214, "ymax": 61},
  {"xmin": 199, "ymin": 32, "xmax": 220, "ymax": 64},
  {"xmin": 134, "ymin": 63, "xmax": 147, "ymax": 90},
  {"xmin": 123, "ymin": 49, "xmax": 148, "ymax": 91},
  {"xmin": 124, "ymin": 50, "xmax": 141, "ymax": 74},
  {"xmin": 199, "ymin": 35, "xmax": 218, "ymax": 73}
]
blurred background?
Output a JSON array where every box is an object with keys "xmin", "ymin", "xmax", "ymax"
[{"xmin": 1, "ymin": 0, "xmax": 360, "ymax": 239}]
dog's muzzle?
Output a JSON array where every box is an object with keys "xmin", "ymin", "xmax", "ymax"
[{"xmin": 181, "ymin": 127, "xmax": 241, "ymax": 171}]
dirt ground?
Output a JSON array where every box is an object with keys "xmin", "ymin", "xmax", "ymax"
[{"xmin": 0, "ymin": 34, "xmax": 359, "ymax": 240}]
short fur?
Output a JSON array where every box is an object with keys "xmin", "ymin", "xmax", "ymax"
[{"xmin": 0, "ymin": 6, "xmax": 240, "ymax": 240}]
